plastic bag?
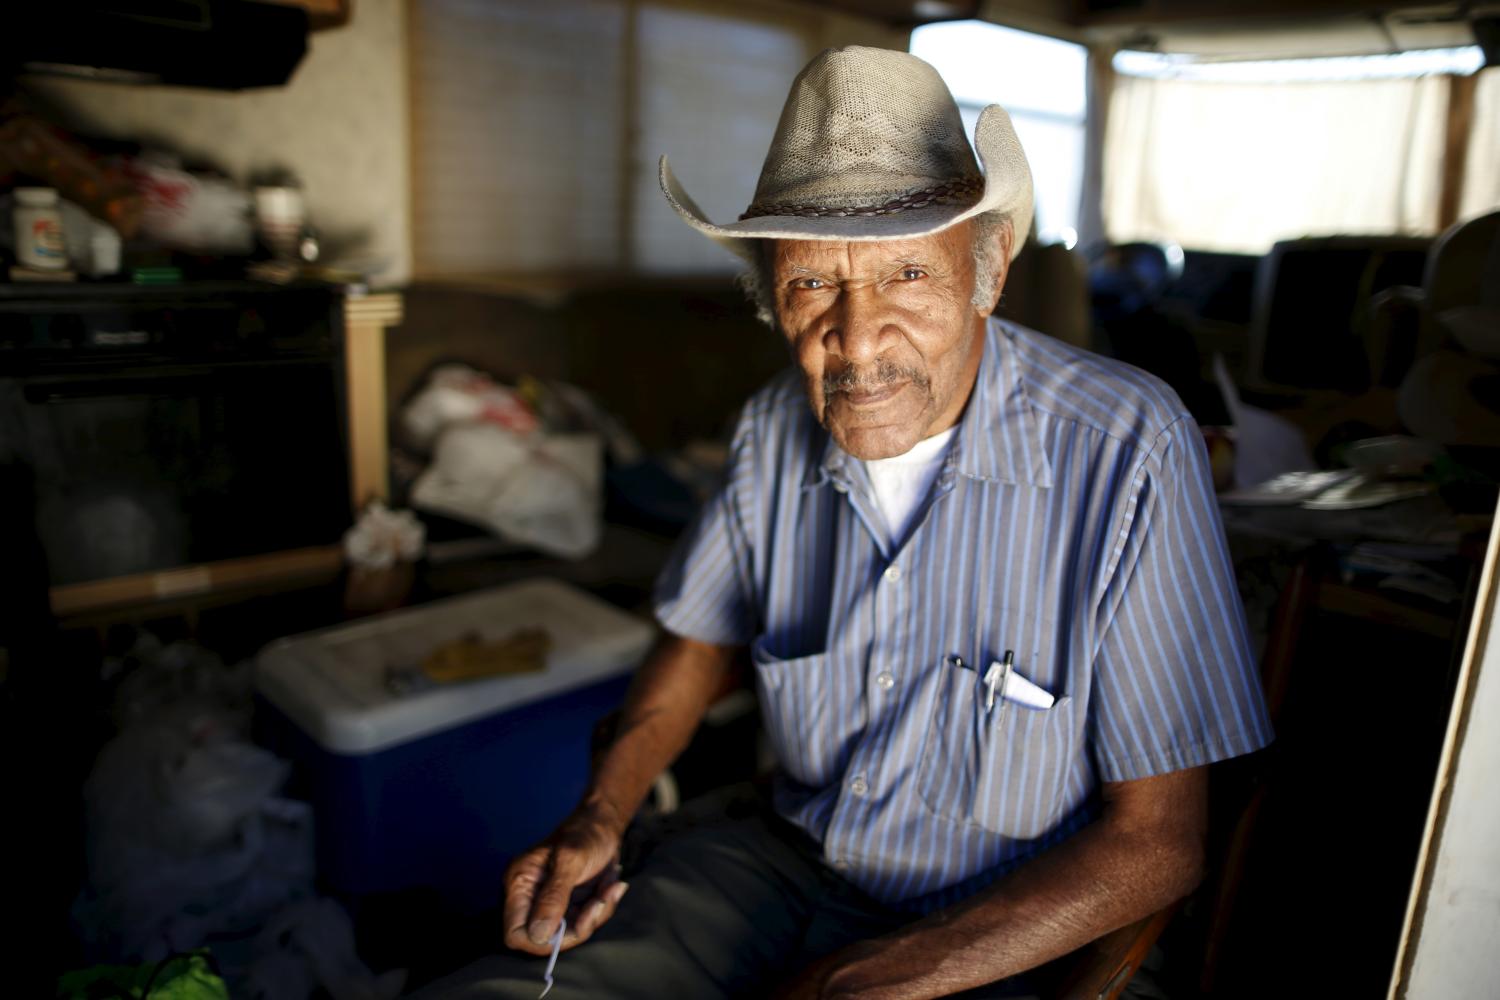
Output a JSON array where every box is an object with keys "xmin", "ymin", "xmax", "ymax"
[
  {"xmin": 77, "ymin": 634, "xmax": 402, "ymax": 999},
  {"xmin": 400, "ymin": 363, "xmax": 540, "ymax": 452},
  {"xmin": 107, "ymin": 634, "xmax": 252, "ymax": 732},
  {"xmin": 79, "ymin": 718, "xmax": 314, "ymax": 959},
  {"xmin": 399, "ymin": 365, "xmax": 614, "ymax": 558},
  {"xmin": 411, "ymin": 422, "xmax": 604, "ymax": 559},
  {"xmin": 77, "ymin": 635, "xmax": 314, "ymax": 962},
  {"xmin": 59, "ymin": 951, "xmax": 230, "ymax": 1000},
  {"xmin": 246, "ymin": 898, "xmax": 405, "ymax": 1000}
]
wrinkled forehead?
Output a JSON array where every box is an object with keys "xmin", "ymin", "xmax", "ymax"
[{"xmin": 768, "ymin": 222, "xmax": 974, "ymax": 275}]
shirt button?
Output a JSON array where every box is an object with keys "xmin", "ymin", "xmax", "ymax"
[
  {"xmin": 884, "ymin": 564, "xmax": 902, "ymax": 582},
  {"xmin": 849, "ymin": 775, "xmax": 869, "ymax": 796},
  {"xmin": 832, "ymin": 482, "xmax": 849, "ymax": 493},
  {"xmin": 875, "ymin": 671, "xmax": 895, "ymax": 690}
]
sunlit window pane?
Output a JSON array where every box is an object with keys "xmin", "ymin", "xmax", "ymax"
[
  {"xmin": 912, "ymin": 20, "xmax": 1086, "ymax": 120},
  {"xmin": 913, "ymin": 20, "xmax": 1087, "ymax": 243}
]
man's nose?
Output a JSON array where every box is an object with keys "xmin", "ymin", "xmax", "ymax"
[{"xmin": 823, "ymin": 284, "xmax": 885, "ymax": 365}]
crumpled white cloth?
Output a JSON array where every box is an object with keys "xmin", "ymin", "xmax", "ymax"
[{"xmin": 343, "ymin": 502, "xmax": 425, "ymax": 570}]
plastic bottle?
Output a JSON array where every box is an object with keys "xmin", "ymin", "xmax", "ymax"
[
  {"xmin": 89, "ymin": 225, "xmax": 122, "ymax": 277},
  {"xmin": 14, "ymin": 187, "xmax": 69, "ymax": 270}
]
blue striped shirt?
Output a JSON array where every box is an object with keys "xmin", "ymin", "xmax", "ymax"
[{"xmin": 654, "ymin": 317, "xmax": 1274, "ymax": 913}]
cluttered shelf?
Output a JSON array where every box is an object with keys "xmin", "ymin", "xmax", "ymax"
[
  {"xmin": 47, "ymin": 520, "xmax": 678, "ymax": 657},
  {"xmin": 0, "ymin": 276, "xmax": 345, "ymax": 302}
]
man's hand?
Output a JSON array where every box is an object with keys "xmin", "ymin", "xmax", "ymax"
[
  {"xmin": 501, "ymin": 632, "xmax": 736, "ymax": 956},
  {"xmin": 768, "ymin": 944, "xmax": 878, "ymax": 1000},
  {"xmin": 503, "ymin": 800, "xmax": 630, "ymax": 955}
]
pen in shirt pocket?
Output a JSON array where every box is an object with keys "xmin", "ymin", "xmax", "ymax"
[{"xmin": 948, "ymin": 651, "xmax": 1056, "ymax": 715}]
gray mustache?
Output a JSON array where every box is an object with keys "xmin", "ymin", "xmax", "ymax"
[{"xmin": 823, "ymin": 359, "xmax": 930, "ymax": 397}]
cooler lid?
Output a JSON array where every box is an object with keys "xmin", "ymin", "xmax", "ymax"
[{"xmin": 254, "ymin": 578, "xmax": 654, "ymax": 754}]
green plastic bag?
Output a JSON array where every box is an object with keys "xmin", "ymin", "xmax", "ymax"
[{"xmin": 57, "ymin": 951, "xmax": 229, "ymax": 1000}]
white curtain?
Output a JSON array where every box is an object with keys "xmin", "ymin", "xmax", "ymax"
[
  {"xmin": 1459, "ymin": 67, "xmax": 1500, "ymax": 224},
  {"xmin": 1102, "ymin": 72, "xmax": 1450, "ymax": 253}
]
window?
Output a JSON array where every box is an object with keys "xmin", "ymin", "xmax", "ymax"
[
  {"xmin": 410, "ymin": 0, "xmax": 628, "ymax": 276},
  {"xmin": 910, "ymin": 20, "xmax": 1088, "ymax": 248},
  {"xmin": 409, "ymin": 0, "xmax": 898, "ymax": 279},
  {"xmin": 629, "ymin": 7, "xmax": 811, "ymax": 273},
  {"xmin": 1460, "ymin": 68, "xmax": 1500, "ymax": 223},
  {"xmin": 1103, "ymin": 47, "xmax": 1490, "ymax": 254}
]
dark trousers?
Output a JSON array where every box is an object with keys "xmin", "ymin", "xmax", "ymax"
[{"xmin": 407, "ymin": 793, "xmax": 1046, "ymax": 999}]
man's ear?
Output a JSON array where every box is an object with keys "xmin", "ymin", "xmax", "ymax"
[{"xmin": 975, "ymin": 220, "xmax": 1012, "ymax": 317}]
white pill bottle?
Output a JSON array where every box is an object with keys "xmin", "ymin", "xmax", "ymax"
[{"xmin": 14, "ymin": 187, "xmax": 69, "ymax": 271}]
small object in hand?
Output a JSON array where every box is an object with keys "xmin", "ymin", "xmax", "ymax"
[{"xmin": 539, "ymin": 919, "xmax": 565, "ymax": 999}]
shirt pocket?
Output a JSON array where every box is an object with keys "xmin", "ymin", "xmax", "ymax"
[
  {"xmin": 916, "ymin": 658, "xmax": 1077, "ymax": 841},
  {"xmin": 750, "ymin": 638, "xmax": 833, "ymax": 789}
]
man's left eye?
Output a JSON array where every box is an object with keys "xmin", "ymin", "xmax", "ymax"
[{"xmin": 899, "ymin": 267, "xmax": 925, "ymax": 281}]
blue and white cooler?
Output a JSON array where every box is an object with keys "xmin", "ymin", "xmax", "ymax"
[{"xmin": 253, "ymin": 578, "xmax": 654, "ymax": 912}]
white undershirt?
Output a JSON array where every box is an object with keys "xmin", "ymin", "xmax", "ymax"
[{"xmin": 862, "ymin": 425, "xmax": 958, "ymax": 546}]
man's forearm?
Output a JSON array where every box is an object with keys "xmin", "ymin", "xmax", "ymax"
[
  {"xmin": 504, "ymin": 632, "xmax": 735, "ymax": 953},
  {"xmin": 579, "ymin": 632, "xmax": 736, "ymax": 836},
  {"xmin": 799, "ymin": 768, "xmax": 1207, "ymax": 1000}
]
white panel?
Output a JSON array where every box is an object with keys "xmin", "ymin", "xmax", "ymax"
[
  {"xmin": 630, "ymin": 5, "xmax": 812, "ymax": 274},
  {"xmin": 1393, "ymin": 507, "xmax": 1500, "ymax": 999},
  {"xmin": 411, "ymin": 0, "xmax": 626, "ymax": 275}
]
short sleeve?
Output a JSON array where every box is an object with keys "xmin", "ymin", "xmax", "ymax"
[
  {"xmin": 652, "ymin": 411, "xmax": 759, "ymax": 648},
  {"xmin": 1089, "ymin": 417, "xmax": 1274, "ymax": 782}
]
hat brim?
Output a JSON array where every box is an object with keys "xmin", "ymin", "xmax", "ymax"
[{"xmin": 660, "ymin": 104, "xmax": 1034, "ymax": 265}]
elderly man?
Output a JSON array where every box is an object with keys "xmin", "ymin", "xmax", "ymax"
[{"xmin": 417, "ymin": 46, "xmax": 1271, "ymax": 1000}]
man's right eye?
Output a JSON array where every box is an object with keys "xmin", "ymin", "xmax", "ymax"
[{"xmin": 793, "ymin": 277, "xmax": 827, "ymax": 290}]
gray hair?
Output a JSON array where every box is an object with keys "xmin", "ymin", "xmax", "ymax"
[{"xmin": 736, "ymin": 211, "xmax": 1012, "ymax": 329}]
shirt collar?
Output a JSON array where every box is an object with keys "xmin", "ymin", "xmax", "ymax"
[{"xmin": 803, "ymin": 318, "xmax": 1053, "ymax": 491}]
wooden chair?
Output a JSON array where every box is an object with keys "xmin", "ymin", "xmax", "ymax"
[
  {"xmin": 1050, "ymin": 556, "xmax": 1311, "ymax": 999},
  {"xmin": 1053, "ymin": 902, "xmax": 1182, "ymax": 1000}
]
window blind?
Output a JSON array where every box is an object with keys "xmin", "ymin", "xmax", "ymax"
[
  {"xmin": 630, "ymin": 5, "xmax": 811, "ymax": 272},
  {"xmin": 411, "ymin": 0, "xmax": 628, "ymax": 276},
  {"xmin": 410, "ymin": 0, "xmax": 895, "ymax": 278}
]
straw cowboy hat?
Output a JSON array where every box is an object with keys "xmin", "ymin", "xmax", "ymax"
[{"xmin": 659, "ymin": 45, "xmax": 1035, "ymax": 264}]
